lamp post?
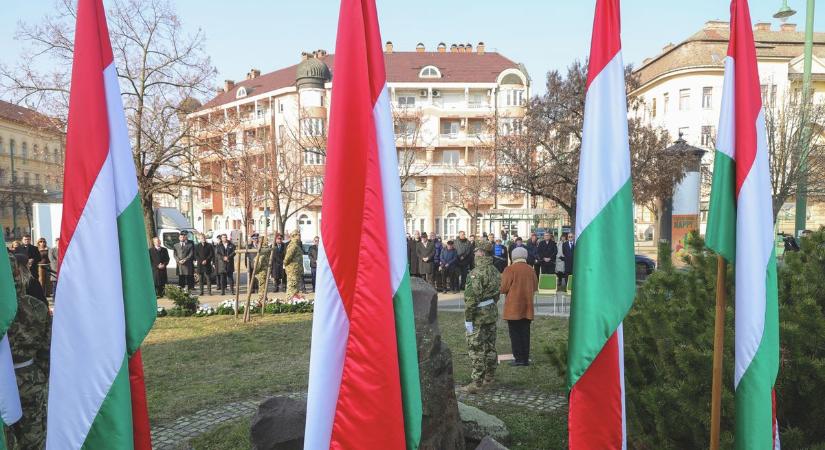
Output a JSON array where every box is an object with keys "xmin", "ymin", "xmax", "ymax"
[
  {"xmin": 9, "ymin": 141, "xmax": 16, "ymax": 234},
  {"xmin": 774, "ymin": 0, "xmax": 815, "ymax": 236}
]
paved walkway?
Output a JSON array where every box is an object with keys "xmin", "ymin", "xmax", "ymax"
[{"xmin": 151, "ymin": 386, "xmax": 565, "ymax": 449}]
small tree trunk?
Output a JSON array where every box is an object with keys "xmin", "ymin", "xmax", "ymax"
[{"xmin": 142, "ymin": 195, "xmax": 155, "ymax": 246}]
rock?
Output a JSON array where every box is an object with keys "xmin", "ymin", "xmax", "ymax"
[
  {"xmin": 249, "ymin": 396, "xmax": 306, "ymax": 450},
  {"xmin": 475, "ymin": 436, "xmax": 509, "ymax": 450},
  {"xmin": 412, "ymin": 277, "xmax": 465, "ymax": 450},
  {"xmin": 458, "ymin": 401, "xmax": 510, "ymax": 447}
]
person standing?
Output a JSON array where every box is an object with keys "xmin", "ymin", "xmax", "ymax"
[
  {"xmin": 270, "ymin": 234, "xmax": 287, "ymax": 292},
  {"xmin": 408, "ymin": 231, "xmax": 421, "ymax": 278},
  {"xmin": 461, "ymin": 240, "xmax": 501, "ymax": 393},
  {"xmin": 433, "ymin": 235, "xmax": 443, "ymax": 290},
  {"xmin": 48, "ymin": 237, "xmax": 59, "ymax": 273},
  {"xmin": 508, "ymin": 237, "xmax": 525, "ymax": 265},
  {"xmin": 173, "ymin": 232, "xmax": 195, "ymax": 291},
  {"xmin": 492, "ymin": 239, "xmax": 508, "ymax": 273},
  {"xmin": 284, "ymin": 229, "xmax": 304, "ymax": 301},
  {"xmin": 555, "ymin": 234, "xmax": 567, "ymax": 289},
  {"xmin": 500, "ymin": 247, "xmax": 537, "ymax": 366},
  {"xmin": 455, "ymin": 231, "xmax": 473, "ymax": 290},
  {"xmin": 215, "ymin": 234, "xmax": 236, "ymax": 295},
  {"xmin": 439, "ymin": 240, "xmax": 459, "ymax": 293},
  {"xmin": 15, "ymin": 235, "xmax": 40, "ymax": 279},
  {"xmin": 245, "ymin": 233, "xmax": 261, "ymax": 293},
  {"xmin": 195, "ymin": 234, "xmax": 215, "ymax": 295},
  {"xmin": 308, "ymin": 236, "xmax": 319, "ymax": 292},
  {"xmin": 148, "ymin": 237, "xmax": 170, "ymax": 297},
  {"xmin": 13, "ymin": 254, "xmax": 47, "ymax": 305},
  {"xmin": 6, "ymin": 254, "xmax": 51, "ymax": 450},
  {"xmin": 525, "ymin": 233, "xmax": 540, "ymax": 277},
  {"xmin": 36, "ymin": 238, "xmax": 51, "ymax": 297},
  {"xmin": 416, "ymin": 232, "xmax": 435, "ymax": 287},
  {"xmin": 253, "ymin": 237, "xmax": 272, "ymax": 303},
  {"xmin": 537, "ymin": 232, "xmax": 558, "ymax": 276},
  {"xmin": 561, "ymin": 232, "xmax": 575, "ymax": 290}
]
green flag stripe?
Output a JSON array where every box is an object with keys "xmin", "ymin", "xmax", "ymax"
[
  {"xmin": 393, "ymin": 270, "xmax": 422, "ymax": 450},
  {"xmin": 82, "ymin": 356, "xmax": 133, "ymax": 449},
  {"xmin": 0, "ymin": 252, "xmax": 17, "ymax": 336},
  {"xmin": 568, "ymin": 180, "xmax": 635, "ymax": 389},
  {"xmin": 117, "ymin": 196, "xmax": 158, "ymax": 355},
  {"xmin": 735, "ymin": 253, "xmax": 780, "ymax": 450},
  {"xmin": 706, "ymin": 151, "xmax": 736, "ymax": 262}
]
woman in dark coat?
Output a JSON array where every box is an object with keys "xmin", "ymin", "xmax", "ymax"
[{"xmin": 416, "ymin": 232, "xmax": 435, "ymax": 286}]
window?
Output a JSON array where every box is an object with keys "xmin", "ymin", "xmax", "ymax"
[
  {"xmin": 651, "ymin": 98, "xmax": 657, "ymax": 118},
  {"xmin": 504, "ymin": 89, "xmax": 524, "ymax": 106},
  {"xmin": 303, "ymin": 148, "xmax": 326, "ymax": 165},
  {"xmin": 303, "ymin": 176, "xmax": 323, "ymax": 195},
  {"xmin": 23, "ymin": 172, "xmax": 30, "ymax": 185},
  {"xmin": 701, "ymin": 126, "xmax": 714, "ymax": 147},
  {"xmin": 678, "ymin": 89, "xmax": 690, "ymax": 111},
  {"xmin": 53, "ymin": 147, "xmax": 59, "ymax": 163},
  {"xmin": 663, "ymin": 93, "xmax": 669, "ymax": 113},
  {"xmin": 440, "ymin": 120, "xmax": 460, "ymax": 137},
  {"xmin": 702, "ymin": 87, "xmax": 713, "ymax": 109},
  {"xmin": 442, "ymin": 150, "xmax": 461, "ymax": 166},
  {"xmin": 419, "ymin": 66, "xmax": 441, "ymax": 78},
  {"xmin": 301, "ymin": 118, "xmax": 325, "ymax": 137},
  {"xmin": 394, "ymin": 120, "xmax": 416, "ymax": 137},
  {"xmin": 761, "ymin": 84, "xmax": 777, "ymax": 108},
  {"xmin": 445, "ymin": 213, "xmax": 458, "ymax": 238},
  {"xmin": 21, "ymin": 142, "xmax": 28, "ymax": 159},
  {"xmin": 468, "ymin": 120, "xmax": 485, "ymax": 136},
  {"xmin": 678, "ymin": 127, "xmax": 689, "ymax": 140},
  {"xmin": 500, "ymin": 118, "xmax": 523, "ymax": 136},
  {"xmin": 397, "ymin": 95, "xmax": 416, "ymax": 107},
  {"xmin": 278, "ymin": 125, "xmax": 286, "ymax": 144},
  {"xmin": 278, "ymin": 102, "xmax": 285, "ymax": 113},
  {"xmin": 236, "ymin": 87, "xmax": 247, "ymax": 99},
  {"xmin": 34, "ymin": 174, "xmax": 41, "ymax": 187},
  {"xmin": 402, "ymin": 179, "xmax": 416, "ymax": 203}
]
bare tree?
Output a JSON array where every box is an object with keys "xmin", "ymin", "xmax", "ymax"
[
  {"xmin": 392, "ymin": 106, "xmax": 431, "ymax": 218},
  {"xmin": 1, "ymin": 0, "xmax": 216, "ymax": 241},
  {"xmin": 765, "ymin": 94, "xmax": 825, "ymax": 220}
]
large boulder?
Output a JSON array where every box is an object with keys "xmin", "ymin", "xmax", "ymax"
[
  {"xmin": 412, "ymin": 277, "xmax": 465, "ymax": 450},
  {"xmin": 249, "ymin": 396, "xmax": 306, "ymax": 450},
  {"xmin": 458, "ymin": 402, "xmax": 510, "ymax": 447}
]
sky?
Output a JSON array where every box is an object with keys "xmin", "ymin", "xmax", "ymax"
[{"xmin": 2, "ymin": 0, "xmax": 825, "ymax": 99}]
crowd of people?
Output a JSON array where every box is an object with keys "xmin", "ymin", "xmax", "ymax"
[{"xmin": 407, "ymin": 228, "xmax": 576, "ymax": 393}]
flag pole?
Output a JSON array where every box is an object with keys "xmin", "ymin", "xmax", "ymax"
[{"xmin": 710, "ymin": 254, "xmax": 727, "ymax": 450}]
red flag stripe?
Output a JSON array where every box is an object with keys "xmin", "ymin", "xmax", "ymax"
[
  {"xmin": 585, "ymin": 0, "xmax": 621, "ymax": 90},
  {"xmin": 129, "ymin": 350, "xmax": 152, "ymax": 450},
  {"xmin": 59, "ymin": 0, "xmax": 115, "ymax": 268},
  {"xmin": 728, "ymin": 0, "xmax": 762, "ymax": 196},
  {"xmin": 322, "ymin": 0, "xmax": 405, "ymax": 447}
]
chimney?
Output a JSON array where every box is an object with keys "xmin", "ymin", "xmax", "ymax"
[
  {"xmin": 247, "ymin": 68, "xmax": 261, "ymax": 80},
  {"xmin": 450, "ymin": 44, "xmax": 458, "ymax": 53},
  {"xmin": 224, "ymin": 80, "xmax": 235, "ymax": 93},
  {"xmin": 416, "ymin": 42, "xmax": 425, "ymax": 53},
  {"xmin": 465, "ymin": 42, "xmax": 472, "ymax": 53},
  {"xmin": 754, "ymin": 22, "xmax": 771, "ymax": 32},
  {"xmin": 458, "ymin": 44, "xmax": 465, "ymax": 53},
  {"xmin": 437, "ymin": 42, "xmax": 446, "ymax": 53},
  {"xmin": 477, "ymin": 41, "xmax": 485, "ymax": 55},
  {"xmin": 301, "ymin": 52, "xmax": 310, "ymax": 61},
  {"xmin": 780, "ymin": 23, "xmax": 797, "ymax": 32},
  {"xmin": 385, "ymin": 41, "xmax": 393, "ymax": 53},
  {"xmin": 662, "ymin": 43, "xmax": 675, "ymax": 53},
  {"xmin": 314, "ymin": 49, "xmax": 328, "ymax": 59}
]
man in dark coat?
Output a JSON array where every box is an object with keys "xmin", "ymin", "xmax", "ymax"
[
  {"xmin": 149, "ymin": 236, "xmax": 170, "ymax": 297},
  {"xmin": 195, "ymin": 233, "xmax": 215, "ymax": 295},
  {"xmin": 270, "ymin": 234, "xmax": 287, "ymax": 292},
  {"xmin": 416, "ymin": 232, "xmax": 435, "ymax": 286},
  {"xmin": 15, "ymin": 235, "xmax": 41, "ymax": 279},
  {"xmin": 508, "ymin": 237, "xmax": 526, "ymax": 265},
  {"xmin": 245, "ymin": 233, "xmax": 261, "ymax": 293},
  {"xmin": 454, "ymin": 231, "xmax": 473, "ymax": 290},
  {"xmin": 537, "ymin": 233, "xmax": 558, "ymax": 276},
  {"xmin": 561, "ymin": 232, "xmax": 575, "ymax": 289},
  {"xmin": 525, "ymin": 233, "xmax": 540, "ymax": 277},
  {"xmin": 173, "ymin": 232, "xmax": 195, "ymax": 291},
  {"xmin": 215, "ymin": 234, "xmax": 236, "ymax": 295},
  {"xmin": 408, "ymin": 231, "xmax": 421, "ymax": 277}
]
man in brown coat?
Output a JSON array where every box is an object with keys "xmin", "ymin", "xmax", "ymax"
[{"xmin": 500, "ymin": 246, "xmax": 537, "ymax": 366}]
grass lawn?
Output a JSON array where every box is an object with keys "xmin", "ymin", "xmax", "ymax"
[{"xmin": 143, "ymin": 310, "xmax": 570, "ymax": 448}]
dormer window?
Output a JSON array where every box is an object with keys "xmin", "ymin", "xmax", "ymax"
[
  {"xmin": 236, "ymin": 87, "xmax": 248, "ymax": 99},
  {"xmin": 418, "ymin": 66, "xmax": 441, "ymax": 79}
]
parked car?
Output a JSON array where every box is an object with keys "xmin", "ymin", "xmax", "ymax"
[{"xmin": 635, "ymin": 254, "xmax": 656, "ymax": 282}]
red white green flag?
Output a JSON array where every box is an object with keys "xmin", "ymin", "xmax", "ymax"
[
  {"xmin": 303, "ymin": 0, "xmax": 422, "ymax": 448},
  {"xmin": 706, "ymin": 1, "xmax": 780, "ymax": 448},
  {"xmin": 46, "ymin": 0, "xmax": 157, "ymax": 448},
  {"xmin": 567, "ymin": 0, "xmax": 635, "ymax": 448}
]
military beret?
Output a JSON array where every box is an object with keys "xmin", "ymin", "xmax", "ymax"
[{"xmin": 475, "ymin": 240, "xmax": 493, "ymax": 254}]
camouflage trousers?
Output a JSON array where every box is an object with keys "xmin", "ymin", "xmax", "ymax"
[
  {"xmin": 5, "ymin": 365, "xmax": 47, "ymax": 450},
  {"xmin": 285, "ymin": 266, "xmax": 303, "ymax": 300},
  {"xmin": 466, "ymin": 321, "xmax": 497, "ymax": 383},
  {"xmin": 255, "ymin": 271, "xmax": 269, "ymax": 303}
]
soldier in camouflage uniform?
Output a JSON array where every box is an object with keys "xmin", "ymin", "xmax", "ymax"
[
  {"xmin": 253, "ymin": 236, "xmax": 272, "ymax": 304},
  {"xmin": 284, "ymin": 230, "xmax": 304, "ymax": 301},
  {"xmin": 5, "ymin": 255, "xmax": 50, "ymax": 449},
  {"xmin": 461, "ymin": 240, "xmax": 501, "ymax": 393}
]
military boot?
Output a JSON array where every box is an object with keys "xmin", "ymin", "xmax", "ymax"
[
  {"xmin": 460, "ymin": 381, "xmax": 484, "ymax": 394},
  {"xmin": 482, "ymin": 373, "xmax": 496, "ymax": 387}
]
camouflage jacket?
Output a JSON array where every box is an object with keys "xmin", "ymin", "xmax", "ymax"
[
  {"xmin": 254, "ymin": 246, "xmax": 272, "ymax": 275},
  {"xmin": 463, "ymin": 255, "xmax": 501, "ymax": 324},
  {"xmin": 8, "ymin": 293, "xmax": 50, "ymax": 372},
  {"xmin": 284, "ymin": 240, "xmax": 303, "ymax": 272}
]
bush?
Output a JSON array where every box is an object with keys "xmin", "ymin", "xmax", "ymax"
[
  {"xmin": 545, "ymin": 229, "xmax": 825, "ymax": 449},
  {"xmin": 164, "ymin": 285, "xmax": 199, "ymax": 313}
]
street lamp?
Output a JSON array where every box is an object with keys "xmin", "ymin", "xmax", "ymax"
[{"xmin": 774, "ymin": 0, "xmax": 815, "ymax": 236}]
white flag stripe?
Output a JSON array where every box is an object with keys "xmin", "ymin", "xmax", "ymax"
[
  {"xmin": 733, "ymin": 110, "xmax": 774, "ymax": 387},
  {"xmin": 304, "ymin": 241, "xmax": 350, "ymax": 450},
  {"xmin": 0, "ymin": 334, "xmax": 22, "ymax": 425},
  {"xmin": 576, "ymin": 52, "xmax": 631, "ymax": 236},
  {"xmin": 103, "ymin": 65, "xmax": 140, "ymax": 213},
  {"xmin": 716, "ymin": 58, "xmax": 736, "ymax": 160}
]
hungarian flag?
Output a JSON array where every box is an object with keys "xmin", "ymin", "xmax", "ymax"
[
  {"xmin": 46, "ymin": 0, "xmax": 157, "ymax": 448},
  {"xmin": 706, "ymin": 0, "xmax": 780, "ymax": 448},
  {"xmin": 0, "ymin": 253, "xmax": 21, "ymax": 450},
  {"xmin": 567, "ymin": 0, "xmax": 635, "ymax": 447},
  {"xmin": 303, "ymin": 0, "xmax": 422, "ymax": 448}
]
